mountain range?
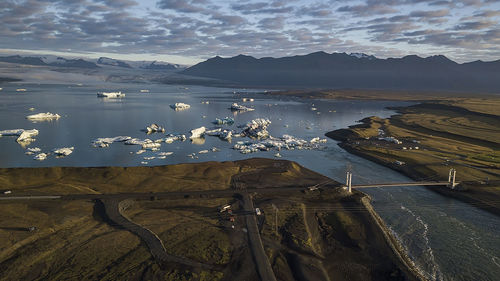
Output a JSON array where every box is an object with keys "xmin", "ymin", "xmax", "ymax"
[
  {"xmin": 182, "ymin": 52, "xmax": 500, "ymax": 93},
  {"xmin": 0, "ymin": 55, "xmax": 185, "ymax": 71}
]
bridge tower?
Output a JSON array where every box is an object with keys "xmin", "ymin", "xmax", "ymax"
[
  {"xmin": 448, "ymin": 168, "xmax": 457, "ymax": 188},
  {"xmin": 345, "ymin": 171, "xmax": 352, "ymax": 193}
]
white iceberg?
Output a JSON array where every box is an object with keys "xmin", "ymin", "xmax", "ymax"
[
  {"xmin": 26, "ymin": 112, "xmax": 61, "ymax": 121},
  {"xmin": 52, "ymin": 147, "xmax": 74, "ymax": 157},
  {"xmin": 17, "ymin": 129, "xmax": 39, "ymax": 142},
  {"xmin": 0, "ymin": 129, "xmax": 25, "ymax": 136},
  {"xmin": 164, "ymin": 134, "xmax": 186, "ymax": 143},
  {"xmin": 0, "ymin": 128, "xmax": 39, "ymax": 142},
  {"xmin": 190, "ymin": 126, "xmax": 206, "ymax": 139},
  {"xmin": 198, "ymin": 150, "xmax": 209, "ymax": 154},
  {"xmin": 212, "ymin": 117, "xmax": 234, "ymax": 125},
  {"xmin": 241, "ymin": 118, "xmax": 271, "ymax": 139},
  {"xmin": 92, "ymin": 136, "xmax": 131, "ymax": 147},
  {"xmin": 97, "ymin": 91, "xmax": 125, "ymax": 98},
  {"xmin": 145, "ymin": 123, "xmax": 165, "ymax": 134},
  {"xmin": 157, "ymin": 152, "xmax": 173, "ymax": 156},
  {"xmin": 33, "ymin": 153, "xmax": 47, "ymax": 161},
  {"xmin": 140, "ymin": 89, "xmax": 150, "ymax": 93},
  {"xmin": 230, "ymin": 103, "xmax": 254, "ymax": 111},
  {"xmin": 142, "ymin": 142, "xmax": 161, "ymax": 150},
  {"xmin": 25, "ymin": 147, "xmax": 41, "ymax": 155},
  {"xmin": 170, "ymin": 103, "xmax": 191, "ymax": 110}
]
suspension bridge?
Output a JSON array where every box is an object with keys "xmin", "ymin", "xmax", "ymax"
[{"xmin": 343, "ymin": 168, "xmax": 459, "ymax": 193}]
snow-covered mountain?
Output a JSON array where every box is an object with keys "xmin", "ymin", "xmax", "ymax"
[
  {"xmin": 97, "ymin": 57, "xmax": 132, "ymax": 68},
  {"xmin": 349, "ymin": 53, "xmax": 377, "ymax": 60},
  {"xmin": 0, "ymin": 54, "xmax": 186, "ymax": 71}
]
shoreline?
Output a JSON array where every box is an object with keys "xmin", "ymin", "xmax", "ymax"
[
  {"xmin": 359, "ymin": 193, "xmax": 428, "ymax": 281},
  {"xmin": 324, "ymin": 102, "xmax": 500, "ymax": 217}
]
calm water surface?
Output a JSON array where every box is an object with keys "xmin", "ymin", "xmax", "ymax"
[{"xmin": 0, "ymin": 82, "xmax": 498, "ymax": 281}]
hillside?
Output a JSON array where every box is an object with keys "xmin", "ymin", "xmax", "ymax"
[{"xmin": 182, "ymin": 52, "xmax": 500, "ymax": 92}]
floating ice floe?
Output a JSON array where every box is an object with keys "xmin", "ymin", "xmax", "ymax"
[
  {"xmin": 140, "ymin": 89, "xmax": 150, "ymax": 93},
  {"xmin": 164, "ymin": 133, "xmax": 187, "ymax": 143},
  {"xmin": 0, "ymin": 129, "xmax": 25, "ymax": 137},
  {"xmin": 26, "ymin": 112, "xmax": 61, "ymax": 121},
  {"xmin": 157, "ymin": 151, "xmax": 173, "ymax": 157},
  {"xmin": 190, "ymin": 126, "xmax": 206, "ymax": 139},
  {"xmin": 274, "ymin": 153, "xmax": 282, "ymax": 158},
  {"xmin": 170, "ymin": 103, "xmax": 191, "ymax": 110},
  {"xmin": 52, "ymin": 147, "xmax": 74, "ymax": 157},
  {"xmin": 16, "ymin": 88, "xmax": 27, "ymax": 92},
  {"xmin": 230, "ymin": 103, "xmax": 254, "ymax": 111},
  {"xmin": 240, "ymin": 118, "xmax": 271, "ymax": 139},
  {"xmin": 33, "ymin": 153, "xmax": 47, "ymax": 161},
  {"xmin": 144, "ymin": 156, "xmax": 155, "ymax": 160},
  {"xmin": 145, "ymin": 123, "xmax": 165, "ymax": 134},
  {"xmin": 242, "ymin": 98, "xmax": 254, "ymax": 102},
  {"xmin": 92, "ymin": 136, "xmax": 131, "ymax": 148},
  {"xmin": 310, "ymin": 137, "xmax": 327, "ymax": 144},
  {"xmin": 233, "ymin": 134, "xmax": 327, "ymax": 154},
  {"xmin": 142, "ymin": 142, "xmax": 161, "ymax": 150},
  {"xmin": 25, "ymin": 147, "xmax": 41, "ymax": 155},
  {"xmin": 29, "ymin": 107, "xmax": 35, "ymax": 111},
  {"xmin": 198, "ymin": 150, "xmax": 209, "ymax": 154},
  {"xmin": 141, "ymin": 161, "xmax": 148, "ymax": 165},
  {"xmin": 201, "ymin": 101, "xmax": 210, "ymax": 104},
  {"xmin": 212, "ymin": 117, "xmax": 234, "ymax": 125},
  {"xmin": 17, "ymin": 129, "xmax": 39, "ymax": 143},
  {"xmin": 97, "ymin": 91, "xmax": 125, "ymax": 98},
  {"xmin": 136, "ymin": 149, "xmax": 146, "ymax": 154}
]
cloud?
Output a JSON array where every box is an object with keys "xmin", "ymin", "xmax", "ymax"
[{"xmin": 0, "ymin": 0, "xmax": 499, "ymax": 63}]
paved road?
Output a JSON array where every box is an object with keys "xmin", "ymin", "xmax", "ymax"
[
  {"xmin": 242, "ymin": 193, "xmax": 277, "ymax": 281},
  {"xmin": 0, "ymin": 185, "xmax": 332, "ymax": 201},
  {"xmin": 100, "ymin": 199, "xmax": 214, "ymax": 271}
]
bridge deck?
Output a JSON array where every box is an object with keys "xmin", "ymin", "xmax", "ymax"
[{"xmin": 349, "ymin": 181, "xmax": 451, "ymax": 188}]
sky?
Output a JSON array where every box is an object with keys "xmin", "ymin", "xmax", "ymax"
[{"xmin": 0, "ymin": 0, "xmax": 499, "ymax": 65}]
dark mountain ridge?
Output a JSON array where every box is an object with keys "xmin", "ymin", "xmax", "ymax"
[{"xmin": 182, "ymin": 52, "xmax": 500, "ymax": 92}]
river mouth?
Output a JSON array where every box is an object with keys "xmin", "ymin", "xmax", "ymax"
[{"xmin": 1, "ymin": 82, "xmax": 499, "ymax": 281}]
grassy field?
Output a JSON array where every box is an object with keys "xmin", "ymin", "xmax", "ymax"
[
  {"xmin": 326, "ymin": 98, "xmax": 500, "ymax": 215},
  {"xmin": 0, "ymin": 158, "xmax": 423, "ymax": 281},
  {"xmin": 0, "ymin": 158, "xmax": 324, "ymax": 196}
]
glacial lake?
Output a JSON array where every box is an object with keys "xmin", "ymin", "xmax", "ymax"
[{"xmin": 0, "ymin": 82, "xmax": 499, "ymax": 281}]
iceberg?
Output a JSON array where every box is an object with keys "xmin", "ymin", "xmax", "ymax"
[
  {"xmin": 157, "ymin": 152, "xmax": 173, "ymax": 157},
  {"xmin": 17, "ymin": 129, "xmax": 39, "ymax": 142},
  {"xmin": 52, "ymin": 147, "xmax": 74, "ymax": 157},
  {"xmin": 198, "ymin": 150, "xmax": 209, "ymax": 154},
  {"xmin": 26, "ymin": 112, "xmax": 61, "ymax": 121},
  {"xmin": 142, "ymin": 142, "xmax": 161, "ymax": 150},
  {"xmin": 145, "ymin": 123, "xmax": 165, "ymax": 133},
  {"xmin": 0, "ymin": 129, "xmax": 25, "ymax": 136},
  {"xmin": 97, "ymin": 91, "xmax": 125, "ymax": 98},
  {"xmin": 241, "ymin": 118, "xmax": 271, "ymax": 139},
  {"xmin": 25, "ymin": 147, "xmax": 41, "ymax": 155},
  {"xmin": 170, "ymin": 103, "xmax": 191, "ymax": 110},
  {"xmin": 92, "ymin": 136, "xmax": 131, "ymax": 147},
  {"xmin": 212, "ymin": 117, "xmax": 234, "ymax": 125},
  {"xmin": 190, "ymin": 126, "xmax": 206, "ymax": 139},
  {"xmin": 33, "ymin": 153, "xmax": 47, "ymax": 161},
  {"xmin": 164, "ymin": 133, "xmax": 187, "ymax": 143},
  {"xmin": 230, "ymin": 103, "xmax": 254, "ymax": 111},
  {"xmin": 0, "ymin": 128, "xmax": 39, "ymax": 142}
]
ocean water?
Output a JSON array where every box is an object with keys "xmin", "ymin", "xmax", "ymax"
[{"xmin": 0, "ymin": 82, "xmax": 498, "ymax": 280}]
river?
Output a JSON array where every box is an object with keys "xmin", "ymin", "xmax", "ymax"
[{"xmin": 0, "ymin": 82, "xmax": 498, "ymax": 281}]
